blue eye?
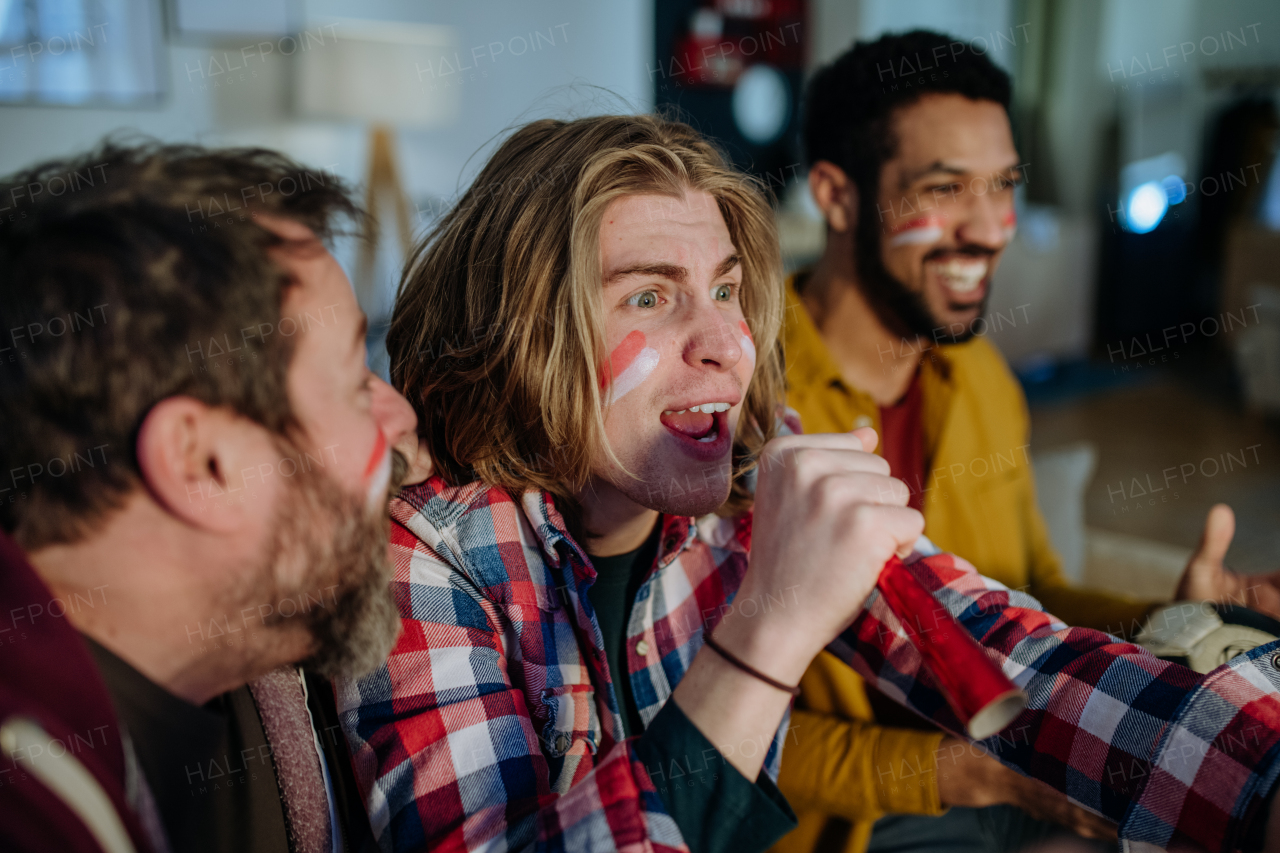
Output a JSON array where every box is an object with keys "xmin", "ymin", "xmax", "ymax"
[{"xmin": 627, "ymin": 290, "xmax": 659, "ymax": 308}]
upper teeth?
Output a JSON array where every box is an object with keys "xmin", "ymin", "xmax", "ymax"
[
  {"xmin": 930, "ymin": 258, "xmax": 988, "ymax": 292},
  {"xmin": 664, "ymin": 402, "xmax": 731, "ymax": 414}
]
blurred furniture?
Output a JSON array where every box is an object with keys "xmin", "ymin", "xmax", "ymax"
[
  {"xmin": 294, "ymin": 19, "xmax": 458, "ymax": 317},
  {"xmin": 988, "ymin": 206, "xmax": 1098, "ymax": 370},
  {"xmin": 1033, "ymin": 440, "xmax": 1188, "ymax": 601},
  {"xmin": 1083, "ymin": 528, "xmax": 1188, "ymax": 602},
  {"xmin": 1031, "ymin": 442, "xmax": 1097, "ymax": 584},
  {"xmin": 1222, "ymin": 226, "xmax": 1280, "ymax": 412}
]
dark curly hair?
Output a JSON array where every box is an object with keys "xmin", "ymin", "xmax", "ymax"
[
  {"xmin": 803, "ymin": 28, "xmax": 1012, "ymax": 228},
  {"xmin": 0, "ymin": 139, "xmax": 359, "ymax": 548}
]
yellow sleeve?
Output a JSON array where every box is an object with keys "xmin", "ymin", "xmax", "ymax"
[{"xmin": 778, "ymin": 708, "xmax": 947, "ymax": 822}]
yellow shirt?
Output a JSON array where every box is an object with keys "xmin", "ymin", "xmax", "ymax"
[{"xmin": 772, "ymin": 275, "xmax": 1154, "ymax": 853}]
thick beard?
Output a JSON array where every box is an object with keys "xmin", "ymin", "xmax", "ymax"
[
  {"xmin": 261, "ymin": 442, "xmax": 401, "ymax": 680},
  {"xmin": 853, "ymin": 216, "xmax": 990, "ymax": 344}
]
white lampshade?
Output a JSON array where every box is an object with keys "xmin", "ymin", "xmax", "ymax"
[{"xmin": 294, "ymin": 19, "xmax": 460, "ymax": 127}]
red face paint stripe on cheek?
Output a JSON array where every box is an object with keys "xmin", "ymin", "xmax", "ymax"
[
  {"xmin": 363, "ymin": 430, "xmax": 387, "ymax": 480},
  {"xmin": 1002, "ymin": 210, "xmax": 1017, "ymax": 227},
  {"xmin": 889, "ymin": 214, "xmax": 947, "ymax": 234},
  {"xmin": 602, "ymin": 330, "xmax": 647, "ymax": 389},
  {"xmin": 738, "ymin": 320, "xmax": 753, "ymax": 342}
]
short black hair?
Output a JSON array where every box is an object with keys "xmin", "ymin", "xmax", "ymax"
[
  {"xmin": 0, "ymin": 139, "xmax": 358, "ymax": 548},
  {"xmin": 803, "ymin": 29, "xmax": 1012, "ymax": 206}
]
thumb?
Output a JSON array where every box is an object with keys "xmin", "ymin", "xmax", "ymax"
[
  {"xmin": 851, "ymin": 426, "xmax": 880, "ymax": 455},
  {"xmin": 1179, "ymin": 504, "xmax": 1236, "ymax": 601},
  {"xmin": 1194, "ymin": 503, "xmax": 1235, "ymax": 568}
]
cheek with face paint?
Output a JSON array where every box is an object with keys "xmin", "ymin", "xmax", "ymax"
[
  {"xmin": 1002, "ymin": 209, "xmax": 1017, "ymax": 242},
  {"xmin": 888, "ymin": 214, "xmax": 947, "ymax": 248},
  {"xmin": 602, "ymin": 329, "xmax": 660, "ymax": 405},
  {"xmin": 363, "ymin": 430, "xmax": 390, "ymax": 511},
  {"xmin": 738, "ymin": 320, "xmax": 756, "ymax": 366}
]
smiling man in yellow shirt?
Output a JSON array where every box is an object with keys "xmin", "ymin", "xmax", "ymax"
[{"xmin": 773, "ymin": 30, "xmax": 1275, "ymax": 853}]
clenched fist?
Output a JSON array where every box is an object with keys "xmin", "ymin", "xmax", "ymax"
[{"xmin": 714, "ymin": 427, "xmax": 925, "ymax": 685}]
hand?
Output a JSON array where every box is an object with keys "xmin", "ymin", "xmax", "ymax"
[
  {"xmin": 1176, "ymin": 504, "xmax": 1280, "ymax": 618},
  {"xmin": 393, "ymin": 433, "xmax": 434, "ymax": 488},
  {"xmin": 936, "ymin": 737, "xmax": 1117, "ymax": 841},
  {"xmin": 715, "ymin": 427, "xmax": 924, "ymax": 683},
  {"xmin": 673, "ymin": 428, "xmax": 921, "ymax": 783}
]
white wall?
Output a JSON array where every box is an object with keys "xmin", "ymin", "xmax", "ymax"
[
  {"xmin": 0, "ymin": 0, "xmax": 653, "ymax": 197},
  {"xmin": 0, "ymin": 0, "xmax": 651, "ymax": 343}
]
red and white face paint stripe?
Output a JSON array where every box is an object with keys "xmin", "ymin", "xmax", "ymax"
[
  {"xmin": 888, "ymin": 214, "xmax": 946, "ymax": 248},
  {"xmin": 602, "ymin": 330, "xmax": 660, "ymax": 404},
  {"xmin": 363, "ymin": 429, "xmax": 390, "ymax": 511},
  {"xmin": 1002, "ymin": 210, "xmax": 1017, "ymax": 242},
  {"xmin": 738, "ymin": 320, "xmax": 756, "ymax": 366}
]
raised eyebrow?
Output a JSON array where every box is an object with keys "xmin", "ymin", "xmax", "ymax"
[
  {"xmin": 605, "ymin": 262, "xmax": 687, "ymax": 285},
  {"xmin": 604, "ymin": 253, "xmax": 740, "ymax": 286},
  {"xmin": 714, "ymin": 253, "xmax": 741, "ymax": 279}
]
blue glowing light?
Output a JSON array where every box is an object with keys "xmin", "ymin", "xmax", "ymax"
[
  {"xmin": 1161, "ymin": 175, "xmax": 1187, "ymax": 205},
  {"xmin": 1125, "ymin": 181, "xmax": 1168, "ymax": 233}
]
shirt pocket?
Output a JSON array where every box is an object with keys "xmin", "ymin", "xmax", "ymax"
[{"xmin": 539, "ymin": 682, "xmax": 600, "ymax": 760}]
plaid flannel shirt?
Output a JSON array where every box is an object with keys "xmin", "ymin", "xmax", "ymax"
[
  {"xmin": 335, "ymin": 478, "xmax": 787, "ymax": 853},
  {"xmin": 337, "ymin": 477, "xmax": 1280, "ymax": 853},
  {"xmin": 829, "ymin": 539, "xmax": 1280, "ymax": 853}
]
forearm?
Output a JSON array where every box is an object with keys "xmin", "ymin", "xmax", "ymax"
[
  {"xmin": 826, "ymin": 547, "xmax": 1280, "ymax": 853},
  {"xmin": 670, "ymin": 617, "xmax": 798, "ymax": 781}
]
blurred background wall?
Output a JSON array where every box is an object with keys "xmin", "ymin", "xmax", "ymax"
[{"xmin": 5, "ymin": 0, "xmax": 1280, "ymax": 596}]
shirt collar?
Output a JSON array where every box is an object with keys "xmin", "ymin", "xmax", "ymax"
[
  {"xmin": 520, "ymin": 490, "xmax": 698, "ymax": 573},
  {"xmin": 783, "ymin": 271, "xmax": 956, "ymax": 394},
  {"xmin": 783, "ymin": 272, "xmax": 846, "ymax": 393}
]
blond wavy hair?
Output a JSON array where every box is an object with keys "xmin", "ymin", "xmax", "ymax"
[{"xmin": 387, "ymin": 114, "xmax": 784, "ymax": 526}]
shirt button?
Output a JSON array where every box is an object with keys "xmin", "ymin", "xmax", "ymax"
[
  {"xmin": 1272, "ymin": 651, "xmax": 1280, "ymax": 669},
  {"xmin": 635, "ymin": 640, "xmax": 650, "ymax": 656},
  {"xmin": 555, "ymin": 734, "xmax": 570, "ymax": 753},
  {"xmin": 853, "ymin": 415, "xmax": 873, "ymax": 429},
  {"xmin": 664, "ymin": 536, "xmax": 679, "ymax": 552}
]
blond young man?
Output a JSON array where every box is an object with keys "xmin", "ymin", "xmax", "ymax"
[{"xmin": 336, "ymin": 114, "xmax": 1280, "ymax": 853}]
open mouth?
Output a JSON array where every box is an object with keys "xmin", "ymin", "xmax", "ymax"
[
  {"xmin": 660, "ymin": 401, "xmax": 731, "ymax": 448},
  {"xmin": 928, "ymin": 257, "xmax": 989, "ymax": 294}
]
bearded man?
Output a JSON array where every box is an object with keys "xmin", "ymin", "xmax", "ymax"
[
  {"xmin": 0, "ymin": 142, "xmax": 417, "ymax": 853},
  {"xmin": 777, "ymin": 29, "xmax": 1280, "ymax": 853}
]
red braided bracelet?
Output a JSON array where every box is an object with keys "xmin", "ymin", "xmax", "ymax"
[{"xmin": 702, "ymin": 632, "xmax": 801, "ymax": 697}]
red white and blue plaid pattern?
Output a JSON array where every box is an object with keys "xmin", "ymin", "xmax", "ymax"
[
  {"xmin": 337, "ymin": 476, "xmax": 1280, "ymax": 853},
  {"xmin": 829, "ymin": 540, "xmax": 1280, "ymax": 853},
  {"xmin": 334, "ymin": 478, "xmax": 784, "ymax": 852}
]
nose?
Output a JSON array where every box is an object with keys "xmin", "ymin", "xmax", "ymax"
[
  {"xmin": 682, "ymin": 302, "xmax": 743, "ymax": 372},
  {"xmin": 369, "ymin": 374, "xmax": 418, "ymax": 450},
  {"xmin": 955, "ymin": 192, "xmax": 1010, "ymax": 251}
]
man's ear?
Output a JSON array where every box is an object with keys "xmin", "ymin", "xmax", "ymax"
[
  {"xmin": 808, "ymin": 161, "xmax": 858, "ymax": 234},
  {"xmin": 135, "ymin": 397, "xmax": 254, "ymax": 533}
]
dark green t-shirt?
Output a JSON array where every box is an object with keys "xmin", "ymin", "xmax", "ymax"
[
  {"xmin": 588, "ymin": 523, "xmax": 796, "ymax": 853},
  {"xmin": 588, "ymin": 524, "xmax": 660, "ymax": 738}
]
